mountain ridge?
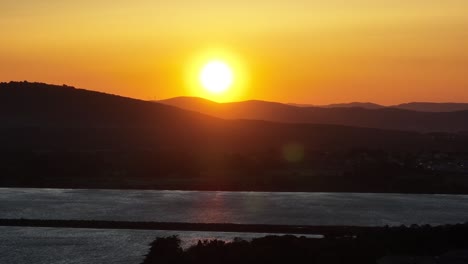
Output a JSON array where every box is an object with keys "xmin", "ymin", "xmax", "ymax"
[
  {"xmin": 159, "ymin": 96, "xmax": 468, "ymax": 132},
  {"xmin": 161, "ymin": 96, "xmax": 468, "ymax": 112},
  {"xmin": 1, "ymin": 81, "xmax": 429, "ymax": 152},
  {"xmin": 3, "ymin": 82, "xmax": 468, "ymax": 193}
]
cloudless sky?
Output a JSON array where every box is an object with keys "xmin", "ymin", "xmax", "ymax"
[{"xmin": 1, "ymin": 0, "xmax": 467, "ymax": 104}]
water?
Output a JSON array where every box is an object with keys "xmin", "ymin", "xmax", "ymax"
[
  {"xmin": 0, "ymin": 226, "xmax": 309, "ymax": 264},
  {"xmin": 1, "ymin": 188, "xmax": 468, "ymax": 226},
  {"xmin": 2, "ymin": 188, "xmax": 468, "ymax": 264}
]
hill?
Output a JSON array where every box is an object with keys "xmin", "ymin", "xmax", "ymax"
[
  {"xmin": 159, "ymin": 97, "xmax": 468, "ymax": 132},
  {"xmin": 321, "ymin": 102, "xmax": 384, "ymax": 109},
  {"xmin": 1, "ymin": 83, "xmax": 436, "ymax": 152},
  {"xmin": 2, "ymin": 82, "xmax": 468, "ymax": 193},
  {"xmin": 291, "ymin": 102, "xmax": 468, "ymax": 112},
  {"xmin": 393, "ymin": 102, "xmax": 468, "ymax": 112}
]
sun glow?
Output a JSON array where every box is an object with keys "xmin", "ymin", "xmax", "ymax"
[
  {"xmin": 200, "ymin": 61, "xmax": 233, "ymax": 94},
  {"xmin": 185, "ymin": 49, "xmax": 248, "ymax": 102}
]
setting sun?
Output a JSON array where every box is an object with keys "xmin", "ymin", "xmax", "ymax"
[
  {"xmin": 200, "ymin": 61, "xmax": 233, "ymax": 94},
  {"xmin": 185, "ymin": 48, "xmax": 248, "ymax": 102}
]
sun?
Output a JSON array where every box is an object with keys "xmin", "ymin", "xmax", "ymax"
[
  {"xmin": 185, "ymin": 48, "xmax": 248, "ymax": 102},
  {"xmin": 200, "ymin": 60, "xmax": 233, "ymax": 94}
]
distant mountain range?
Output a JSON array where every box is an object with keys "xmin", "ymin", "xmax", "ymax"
[
  {"xmin": 393, "ymin": 102, "xmax": 468, "ymax": 112},
  {"xmin": 159, "ymin": 97, "xmax": 468, "ymax": 132},
  {"xmin": 290, "ymin": 102, "xmax": 468, "ymax": 112},
  {"xmin": 289, "ymin": 102, "xmax": 385, "ymax": 109}
]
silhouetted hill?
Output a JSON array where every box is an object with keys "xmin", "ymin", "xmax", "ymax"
[
  {"xmin": 393, "ymin": 102, "xmax": 468, "ymax": 112},
  {"xmin": 0, "ymin": 82, "xmax": 229, "ymax": 151},
  {"xmin": 1, "ymin": 82, "xmax": 436, "ymax": 152},
  {"xmin": 3, "ymin": 82, "xmax": 468, "ymax": 193},
  {"xmin": 0, "ymin": 82, "xmax": 412, "ymax": 151},
  {"xmin": 291, "ymin": 102, "xmax": 468, "ymax": 112},
  {"xmin": 321, "ymin": 102, "xmax": 385, "ymax": 109},
  {"xmin": 159, "ymin": 97, "xmax": 468, "ymax": 132}
]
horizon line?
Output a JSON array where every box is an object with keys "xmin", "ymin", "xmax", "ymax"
[{"xmin": 4, "ymin": 80, "xmax": 468, "ymax": 107}]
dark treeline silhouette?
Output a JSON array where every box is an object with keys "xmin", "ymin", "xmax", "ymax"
[
  {"xmin": 142, "ymin": 223, "xmax": 468, "ymax": 264},
  {"xmin": 2, "ymin": 149, "xmax": 468, "ymax": 193},
  {"xmin": 2, "ymin": 82, "xmax": 468, "ymax": 193}
]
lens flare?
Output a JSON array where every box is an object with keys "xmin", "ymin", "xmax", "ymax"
[{"xmin": 282, "ymin": 143, "xmax": 305, "ymax": 163}]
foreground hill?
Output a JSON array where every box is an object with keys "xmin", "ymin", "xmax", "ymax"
[
  {"xmin": 0, "ymin": 82, "xmax": 435, "ymax": 152},
  {"xmin": 2, "ymin": 82, "xmax": 468, "ymax": 193},
  {"xmin": 159, "ymin": 97, "xmax": 468, "ymax": 132}
]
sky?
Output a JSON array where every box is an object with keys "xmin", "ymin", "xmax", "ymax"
[{"xmin": 1, "ymin": 0, "xmax": 468, "ymax": 104}]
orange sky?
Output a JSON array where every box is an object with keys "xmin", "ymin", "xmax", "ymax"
[{"xmin": 1, "ymin": 1, "xmax": 468, "ymax": 104}]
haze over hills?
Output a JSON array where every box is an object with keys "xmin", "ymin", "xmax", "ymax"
[
  {"xmin": 290, "ymin": 102, "xmax": 385, "ymax": 109},
  {"xmin": 290, "ymin": 102, "xmax": 468, "ymax": 112},
  {"xmin": 394, "ymin": 102, "xmax": 468, "ymax": 112},
  {"xmin": 159, "ymin": 96, "xmax": 468, "ymax": 132}
]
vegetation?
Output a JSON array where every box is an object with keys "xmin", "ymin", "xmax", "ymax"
[
  {"xmin": 142, "ymin": 223, "xmax": 468, "ymax": 264},
  {"xmin": 1, "ymin": 149, "xmax": 468, "ymax": 193}
]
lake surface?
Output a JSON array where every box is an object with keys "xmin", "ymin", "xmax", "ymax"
[{"xmin": 1, "ymin": 188, "xmax": 468, "ymax": 226}]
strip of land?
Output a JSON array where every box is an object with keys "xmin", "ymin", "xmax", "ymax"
[
  {"xmin": 0, "ymin": 218, "xmax": 358, "ymax": 236},
  {"xmin": 1, "ymin": 219, "xmax": 467, "ymax": 237}
]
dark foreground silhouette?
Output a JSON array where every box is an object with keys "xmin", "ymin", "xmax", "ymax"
[{"xmin": 142, "ymin": 223, "xmax": 468, "ymax": 264}]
